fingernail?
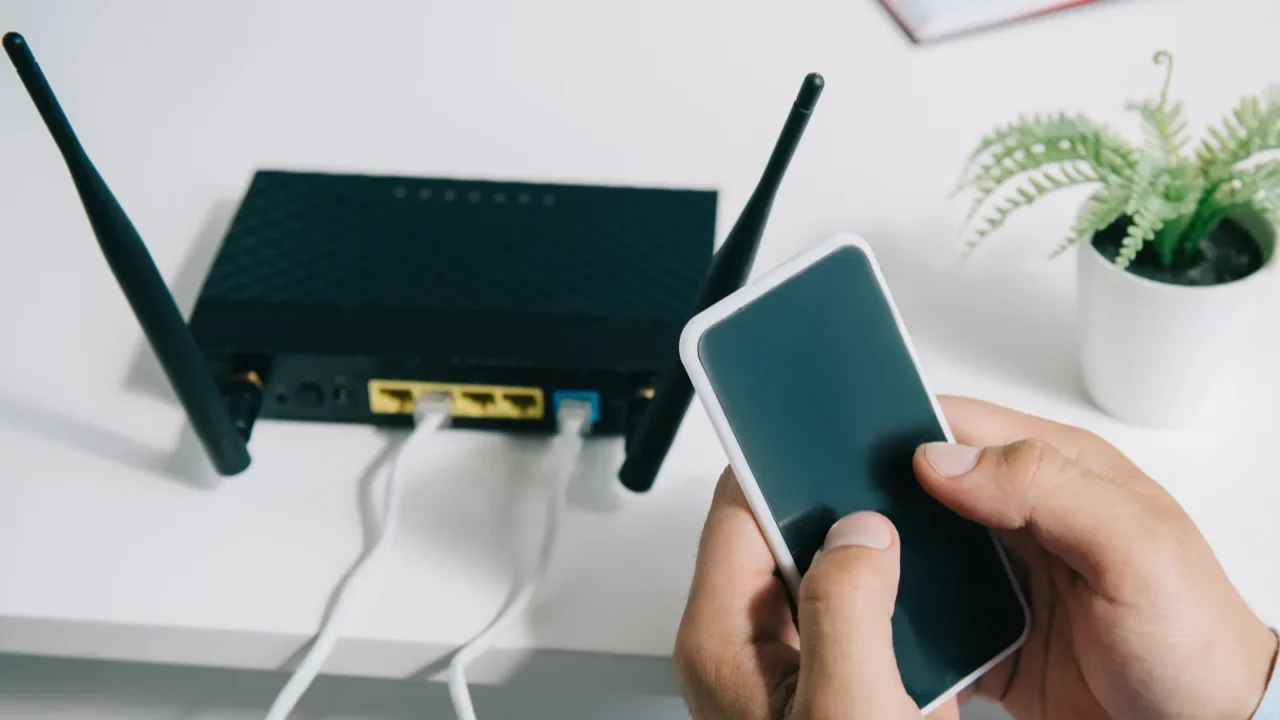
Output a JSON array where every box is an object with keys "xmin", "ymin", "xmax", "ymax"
[
  {"xmin": 823, "ymin": 512, "xmax": 892, "ymax": 550},
  {"xmin": 924, "ymin": 442, "xmax": 980, "ymax": 477}
]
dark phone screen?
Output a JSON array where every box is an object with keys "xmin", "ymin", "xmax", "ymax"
[{"xmin": 696, "ymin": 245, "xmax": 1027, "ymax": 707}]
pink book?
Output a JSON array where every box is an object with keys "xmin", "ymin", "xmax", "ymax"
[{"xmin": 881, "ymin": 0, "xmax": 1107, "ymax": 42}]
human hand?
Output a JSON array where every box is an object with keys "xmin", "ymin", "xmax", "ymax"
[
  {"xmin": 913, "ymin": 396, "xmax": 1278, "ymax": 720},
  {"xmin": 674, "ymin": 467, "xmax": 958, "ymax": 719},
  {"xmin": 674, "ymin": 394, "xmax": 1277, "ymax": 720}
]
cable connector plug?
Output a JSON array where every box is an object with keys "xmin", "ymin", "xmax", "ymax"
[
  {"xmin": 554, "ymin": 397, "xmax": 593, "ymax": 437},
  {"xmin": 413, "ymin": 391, "xmax": 453, "ymax": 427}
]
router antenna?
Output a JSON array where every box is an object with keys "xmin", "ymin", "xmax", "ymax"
[
  {"xmin": 4, "ymin": 32, "xmax": 253, "ymax": 476},
  {"xmin": 619, "ymin": 72, "xmax": 823, "ymax": 493}
]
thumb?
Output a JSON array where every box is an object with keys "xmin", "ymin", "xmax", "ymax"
[
  {"xmin": 792, "ymin": 512, "xmax": 918, "ymax": 718},
  {"xmin": 913, "ymin": 439, "xmax": 1151, "ymax": 592}
]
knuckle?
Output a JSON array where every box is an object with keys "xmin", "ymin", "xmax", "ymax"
[
  {"xmin": 1097, "ymin": 507, "xmax": 1190, "ymax": 595},
  {"xmin": 798, "ymin": 551, "xmax": 892, "ymax": 608},
  {"xmin": 1001, "ymin": 438, "xmax": 1048, "ymax": 475},
  {"xmin": 1137, "ymin": 503, "xmax": 1196, "ymax": 558},
  {"xmin": 797, "ymin": 567, "xmax": 842, "ymax": 608},
  {"xmin": 1107, "ymin": 477, "xmax": 1188, "ymax": 547},
  {"xmin": 988, "ymin": 439, "xmax": 1061, "ymax": 526},
  {"xmin": 999, "ymin": 438, "xmax": 1054, "ymax": 493}
]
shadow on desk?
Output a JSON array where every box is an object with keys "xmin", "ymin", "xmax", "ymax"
[
  {"xmin": 123, "ymin": 200, "xmax": 238, "ymax": 404},
  {"xmin": 0, "ymin": 394, "xmax": 163, "ymax": 472},
  {"xmin": 0, "ymin": 201, "xmax": 254, "ymax": 490},
  {"xmin": 0, "ymin": 394, "xmax": 227, "ymax": 490}
]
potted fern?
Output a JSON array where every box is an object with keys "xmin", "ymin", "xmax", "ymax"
[{"xmin": 956, "ymin": 51, "xmax": 1278, "ymax": 426}]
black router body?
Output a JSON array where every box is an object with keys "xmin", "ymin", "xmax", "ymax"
[
  {"xmin": 192, "ymin": 170, "xmax": 716, "ymax": 437},
  {"xmin": 4, "ymin": 30, "xmax": 823, "ymax": 491}
]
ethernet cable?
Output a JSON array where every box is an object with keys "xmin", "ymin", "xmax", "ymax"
[
  {"xmin": 264, "ymin": 391, "xmax": 453, "ymax": 720},
  {"xmin": 446, "ymin": 397, "xmax": 593, "ymax": 720}
]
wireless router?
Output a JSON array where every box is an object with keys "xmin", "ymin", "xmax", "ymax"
[{"xmin": 4, "ymin": 30, "xmax": 821, "ymax": 490}]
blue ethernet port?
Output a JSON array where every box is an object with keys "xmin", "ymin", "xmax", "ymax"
[{"xmin": 552, "ymin": 390, "xmax": 600, "ymax": 425}]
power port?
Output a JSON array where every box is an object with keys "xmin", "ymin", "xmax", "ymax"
[{"xmin": 295, "ymin": 382, "xmax": 325, "ymax": 408}]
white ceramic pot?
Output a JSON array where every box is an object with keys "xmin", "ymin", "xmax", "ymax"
[{"xmin": 1077, "ymin": 210, "xmax": 1277, "ymax": 427}]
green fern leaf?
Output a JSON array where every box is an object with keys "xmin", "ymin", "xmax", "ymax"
[
  {"xmin": 1050, "ymin": 185, "xmax": 1130, "ymax": 258},
  {"xmin": 968, "ymin": 115, "xmax": 1080, "ymax": 170},
  {"xmin": 1117, "ymin": 194, "xmax": 1173, "ymax": 269},
  {"xmin": 1213, "ymin": 160, "xmax": 1280, "ymax": 206},
  {"xmin": 962, "ymin": 142, "xmax": 1112, "ymax": 222},
  {"xmin": 964, "ymin": 157, "xmax": 1099, "ymax": 224},
  {"xmin": 1122, "ymin": 156, "xmax": 1156, "ymax": 217},
  {"xmin": 955, "ymin": 113, "xmax": 1133, "ymax": 193},
  {"xmin": 1242, "ymin": 158, "xmax": 1280, "ymax": 193},
  {"xmin": 1110, "ymin": 162, "xmax": 1193, "ymax": 269},
  {"xmin": 959, "ymin": 112, "xmax": 1072, "ymax": 176},
  {"xmin": 957, "ymin": 120, "xmax": 1136, "ymax": 256},
  {"xmin": 1121, "ymin": 51, "xmax": 1193, "ymax": 170},
  {"xmin": 962, "ymin": 169, "xmax": 1101, "ymax": 255},
  {"xmin": 1169, "ymin": 112, "xmax": 1190, "ymax": 144},
  {"xmin": 1127, "ymin": 99, "xmax": 1191, "ymax": 163},
  {"xmin": 1149, "ymin": 165, "xmax": 1204, "ymax": 263},
  {"xmin": 1197, "ymin": 85, "xmax": 1280, "ymax": 181},
  {"xmin": 958, "ymin": 50, "xmax": 1280, "ymax": 269},
  {"xmin": 1117, "ymin": 212, "xmax": 1154, "ymax": 269}
]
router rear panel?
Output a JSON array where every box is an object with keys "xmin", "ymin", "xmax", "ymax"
[{"xmin": 189, "ymin": 170, "xmax": 717, "ymax": 435}]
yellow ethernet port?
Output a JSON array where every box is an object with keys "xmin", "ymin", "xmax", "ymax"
[{"xmin": 368, "ymin": 380, "xmax": 545, "ymax": 420}]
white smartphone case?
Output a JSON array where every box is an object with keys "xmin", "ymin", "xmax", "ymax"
[{"xmin": 679, "ymin": 233, "xmax": 1029, "ymax": 714}]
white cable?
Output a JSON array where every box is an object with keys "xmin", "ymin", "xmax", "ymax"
[
  {"xmin": 446, "ymin": 399, "xmax": 593, "ymax": 720},
  {"xmin": 264, "ymin": 392, "xmax": 452, "ymax": 720}
]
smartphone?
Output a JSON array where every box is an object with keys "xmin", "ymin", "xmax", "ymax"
[{"xmin": 680, "ymin": 233, "xmax": 1029, "ymax": 713}]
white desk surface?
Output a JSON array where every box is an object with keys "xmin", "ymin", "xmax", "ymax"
[{"xmin": 2, "ymin": 0, "xmax": 1279, "ymax": 696}]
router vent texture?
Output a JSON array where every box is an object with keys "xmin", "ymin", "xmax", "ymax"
[{"xmin": 200, "ymin": 171, "xmax": 716, "ymax": 323}]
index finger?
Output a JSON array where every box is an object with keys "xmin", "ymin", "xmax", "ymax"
[
  {"xmin": 937, "ymin": 395, "xmax": 1137, "ymax": 476},
  {"xmin": 685, "ymin": 467, "xmax": 794, "ymax": 644}
]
